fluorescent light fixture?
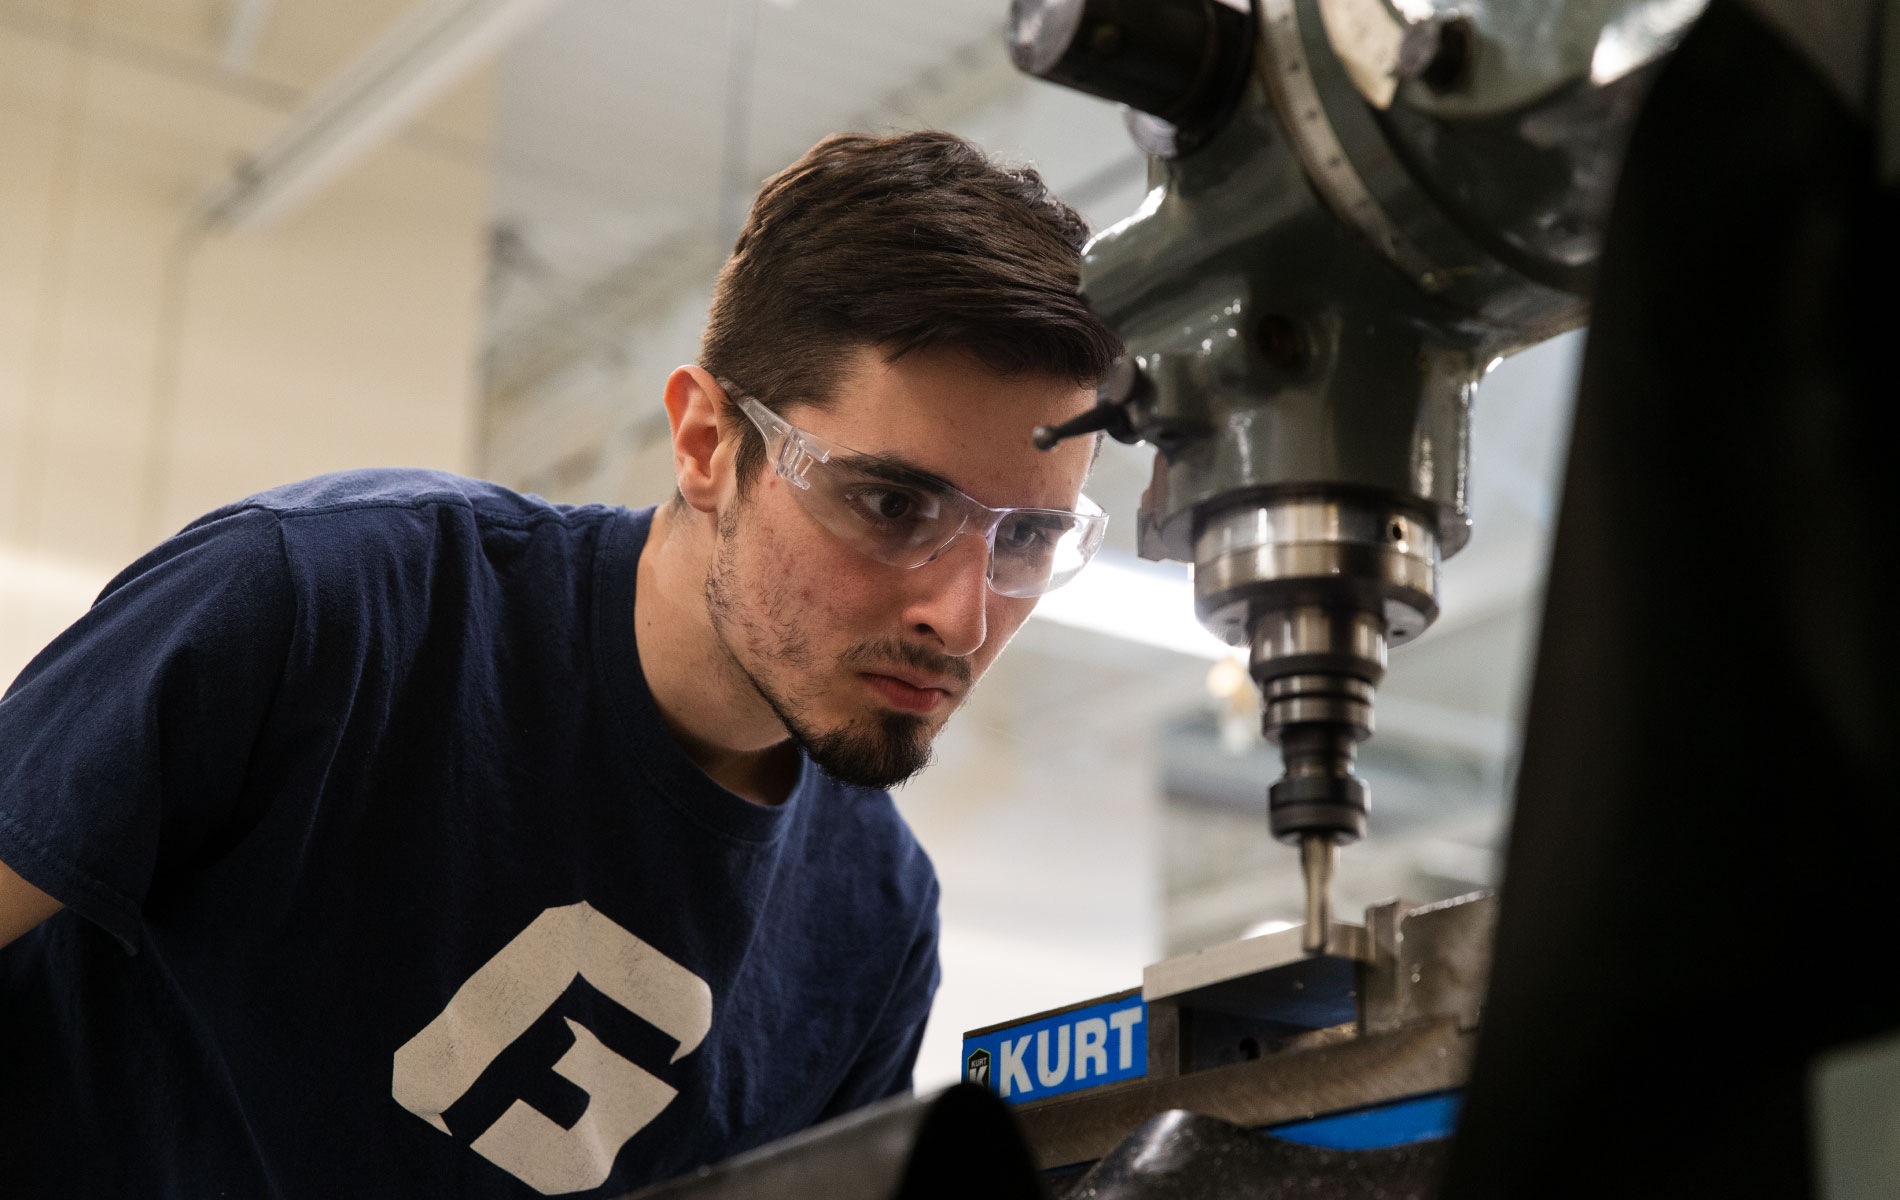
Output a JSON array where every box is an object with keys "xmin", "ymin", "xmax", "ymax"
[
  {"xmin": 201, "ymin": 0, "xmax": 561, "ymax": 230},
  {"xmin": 221, "ymin": 0, "xmax": 277, "ymax": 72},
  {"xmin": 1031, "ymin": 551, "xmax": 1233, "ymax": 660}
]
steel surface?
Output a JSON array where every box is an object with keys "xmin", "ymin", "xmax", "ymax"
[{"xmin": 1144, "ymin": 921, "xmax": 1371, "ymax": 1004}]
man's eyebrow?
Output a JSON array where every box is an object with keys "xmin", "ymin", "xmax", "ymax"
[
  {"xmin": 1013, "ymin": 510, "xmax": 1069, "ymax": 528},
  {"xmin": 845, "ymin": 452, "xmax": 963, "ymax": 497}
]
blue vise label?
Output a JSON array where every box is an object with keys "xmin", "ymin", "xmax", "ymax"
[{"xmin": 962, "ymin": 993, "xmax": 1146, "ymax": 1105}]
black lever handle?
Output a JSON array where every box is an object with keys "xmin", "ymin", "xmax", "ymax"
[{"xmin": 1032, "ymin": 355, "xmax": 1148, "ymax": 450}]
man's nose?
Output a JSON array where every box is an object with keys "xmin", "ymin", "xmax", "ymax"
[{"xmin": 903, "ymin": 531, "xmax": 991, "ymax": 658}]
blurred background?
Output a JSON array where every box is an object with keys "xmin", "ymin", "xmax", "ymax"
[{"xmin": 0, "ymin": 0, "xmax": 1579, "ymax": 1089}]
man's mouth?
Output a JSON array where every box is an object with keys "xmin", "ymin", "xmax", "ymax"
[{"xmin": 859, "ymin": 672, "xmax": 951, "ymax": 715}]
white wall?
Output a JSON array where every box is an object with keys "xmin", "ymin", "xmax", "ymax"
[{"xmin": 0, "ymin": 1, "xmax": 495, "ymax": 688}]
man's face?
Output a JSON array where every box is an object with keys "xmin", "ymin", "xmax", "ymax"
[{"xmin": 705, "ymin": 345, "xmax": 1096, "ymax": 789}]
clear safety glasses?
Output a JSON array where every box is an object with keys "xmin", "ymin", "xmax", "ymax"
[{"xmin": 726, "ymin": 384, "xmax": 1108, "ymax": 598}]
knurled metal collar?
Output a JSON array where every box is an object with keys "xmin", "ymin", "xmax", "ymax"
[{"xmin": 1193, "ymin": 497, "xmax": 1440, "ymax": 646}]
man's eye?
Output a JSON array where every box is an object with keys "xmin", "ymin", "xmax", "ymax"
[
  {"xmin": 847, "ymin": 485, "xmax": 930, "ymax": 526},
  {"xmin": 999, "ymin": 520, "xmax": 1058, "ymax": 554}
]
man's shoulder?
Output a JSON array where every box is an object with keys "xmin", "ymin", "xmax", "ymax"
[
  {"xmin": 215, "ymin": 468, "xmax": 570, "ymax": 528},
  {"xmin": 190, "ymin": 468, "xmax": 644, "ymax": 559},
  {"xmin": 158, "ymin": 471, "xmax": 651, "ymax": 635}
]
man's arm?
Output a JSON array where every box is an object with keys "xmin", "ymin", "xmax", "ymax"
[
  {"xmin": 0, "ymin": 858, "xmax": 62, "ymax": 949},
  {"xmin": 0, "ymin": 505, "xmax": 295, "ymax": 952}
]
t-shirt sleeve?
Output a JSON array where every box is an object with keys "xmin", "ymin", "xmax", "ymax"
[
  {"xmin": 817, "ymin": 884, "xmax": 942, "ymax": 1120},
  {"xmin": 0, "ymin": 506, "xmax": 295, "ymax": 952}
]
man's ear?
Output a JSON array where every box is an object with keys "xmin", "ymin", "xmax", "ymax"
[{"xmin": 663, "ymin": 366, "xmax": 730, "ymax": 513}]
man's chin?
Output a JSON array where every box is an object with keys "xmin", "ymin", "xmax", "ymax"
[{"xmin": 796, "ymin": 709, "xmax": 937, "ymax": 791}]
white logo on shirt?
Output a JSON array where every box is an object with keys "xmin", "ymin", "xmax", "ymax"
[{"xmin": 391, "ymin": 901, "xmax": 713, "ymax": 1195}]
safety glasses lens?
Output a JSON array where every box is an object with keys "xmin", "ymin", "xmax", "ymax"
[
  {"xmin": 801, "ymin": 463, "xmax": 960, "ymax": 564},
  {"xmin": 754, "ymin": 412, "xmax": 1107, "ymax": 598},
  {"xmin": 988, "ymin": 511, "xmax": 1104, "ymax": 598}
]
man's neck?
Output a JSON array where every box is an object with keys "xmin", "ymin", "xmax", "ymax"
[{"xmin": 634, "ymin": 504, "xmax": 801, "ymax": 806}]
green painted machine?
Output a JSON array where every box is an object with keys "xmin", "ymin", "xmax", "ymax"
[{"xmin": 1015, "ymin": 0, "xmax": 1698, "ymax": 946}]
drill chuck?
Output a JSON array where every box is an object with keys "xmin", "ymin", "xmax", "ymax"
[
  {"xmin": 1192, "ymin": 494, "xmax": 1443, "ymax": 949},
  {"xmin": 1259, "ymin": 659, "xmax": 1376, "ymax": 846}
]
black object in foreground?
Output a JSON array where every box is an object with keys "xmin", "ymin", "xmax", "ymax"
[
  {"xmin": 617, "ymin": 1083, "xmax": 1046, "ymax": 1200},
  {"xmin": 1061, "ymin": 1110, "xmax": 1448, "ymax": 1200},
  {"xmin": 1442, "ymin": 3, "xmax": 1900, "ymax": 1197}
]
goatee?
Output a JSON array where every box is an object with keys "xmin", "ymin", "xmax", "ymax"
[{"xmin": 782, "ymin": 705, "xmax": 936, "ymax": 791}]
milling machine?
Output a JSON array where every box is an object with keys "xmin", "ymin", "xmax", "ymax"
[
  {"xmin": 626, "ymin": 0, "xmax": 1900, "ymax": 1195},
  {"xmin": 939, "ymin": 0, "xmax": 1661, "ymax": 1163},
  {"xmin": 1017, "ymin": 0, "xmax": 1663, "ymax": 946}
]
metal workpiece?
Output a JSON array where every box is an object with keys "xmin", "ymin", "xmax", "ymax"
[
  {"xmin": 1142, "ymin": 920, "xmax": 1368, "ymax": 1076},
  {"xmin": 1010, "ymin": 1020, "xmax": 1474, "ymax": 1170},
  {"xmin": 1145, "ymin": 917, "xmax": 1371, "ymax": 1006},
  {"xmin": 1362, "ymin": 892, "xmax": 1498, "ymax": 1036},
  {"xmin": 1136, "ymin": 894, "xmax": 1497, "ymax": 1067},
  {"xmin": 1141, "ymin": 888, "xmax": 1480, "ymax": 999}
]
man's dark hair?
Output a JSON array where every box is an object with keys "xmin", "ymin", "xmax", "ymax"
[{"xmin": 699, "ymin": 130, "xmax": 1122, "ymax": 492}]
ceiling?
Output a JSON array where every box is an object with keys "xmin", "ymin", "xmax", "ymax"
[{"xmin": 485, "ymin": 0, "xmax": 1039, "ymax": 344}]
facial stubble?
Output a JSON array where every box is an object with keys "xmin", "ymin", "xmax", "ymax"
[{"xmin": 704, "ymin": 502, "xmax": 943, "ymax": 791}]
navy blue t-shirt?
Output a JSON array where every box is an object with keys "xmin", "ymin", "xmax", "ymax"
[{"xmin": 0, "ymin": 469, "xmax": 940, "ymax": 1197}]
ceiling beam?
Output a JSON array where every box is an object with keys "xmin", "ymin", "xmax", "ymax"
[
  {"xmin": 221, "ymin": 0, "xmax": 276, "ymax": 72},
  {"xmin": 201, "ymin": 0, "xmax": 561, "ymax": 230}
]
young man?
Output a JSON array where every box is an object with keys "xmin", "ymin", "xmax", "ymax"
[{"xmin": 0, "ymin": 132, "xmax": 1118, "ymax": 1196}]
